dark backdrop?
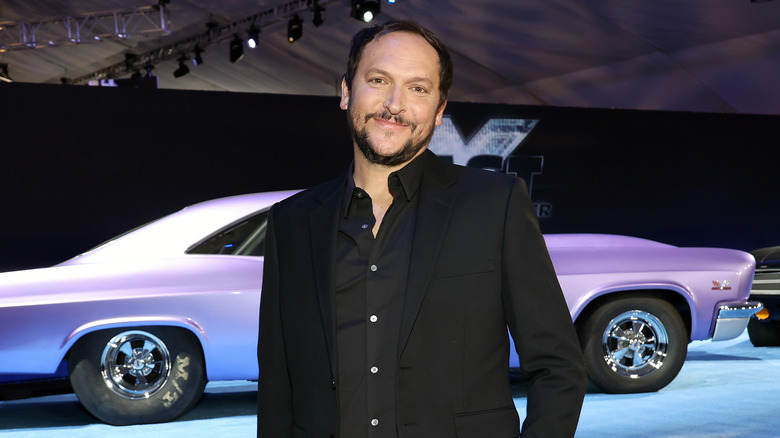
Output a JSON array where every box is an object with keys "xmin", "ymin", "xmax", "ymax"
[
  {"xmin": 1, "ymin": 82, "xmax": 778, "ymax": 272},
  {"xmin": 1, "ymin": 83, "xmax": 352, "ymax": 271}
]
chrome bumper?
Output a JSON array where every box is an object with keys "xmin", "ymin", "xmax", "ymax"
[{"xmin": 711, "ymin": 301, "xmax": 764, "ymax": 341}]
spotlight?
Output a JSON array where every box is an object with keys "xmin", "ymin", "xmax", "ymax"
[
  {"xmin": 0, "ymin": 63, "xmax": 12, "ymax": 83},
  {"xmin": 287, "ymin": 15, "xmax": 303, "ymax": 43},
  {"xmin": 312, "ymin": 1, "xmax": 324, "ymax": 27},
  {"xmin": 247, "ymin": 25, "xmax": 260, "ymax": 49},
  {"xmin": 229, "ymin": 35, "xmax": 244, "ymax": 62},
  {"xmin": 193, "ymin": 45, "xmax": 204, "ymax": 65},
  {"xmin": 351, "ymin": 0, "xmax": 380, "ymax": 23},
  {"xmin": 173, "ymin": 55, "xmax": 190, "ymax": 78}
]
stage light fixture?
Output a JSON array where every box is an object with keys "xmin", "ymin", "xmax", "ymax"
[
  {"xmin": 173, "ymin": 55, "xmax": 190, "ymax": 78},
  {"xmin": 288, "ymin": 15, "xmax": 303, "ymax": 43},
  {"xmin": 192, "ymin": 45, "xmax": 204, "ymax": 65},
  {"xmin": 351, "ymin": 0, "xmax": 380, "ymax": 23},
  {"xmin": 247, "ymin": 25, "xmax": 260, "ymax": 49},
  {"xmin": 312, "ymin": 0, "xmax": 324, "ymax": 27},
  {"xmin": 229, "ymin": 35, "xmax": 244, "ymax": 62},
  {"xmin": 0, "ymin": 63, "xmax": 11, "ymax": 83}
]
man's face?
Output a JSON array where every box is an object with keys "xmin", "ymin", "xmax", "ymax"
[{"xmin": 340, "ymin": 31, "xmax": 447, "ymax": 168}]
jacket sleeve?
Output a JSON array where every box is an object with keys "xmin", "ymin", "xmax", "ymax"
[
  {"xmin": 501, "ymin": 178, "xmax": 587, "ymax": 438},
  {"xmin": 257, "ymin": 205, "xmax": 293, "ymax": 437}
]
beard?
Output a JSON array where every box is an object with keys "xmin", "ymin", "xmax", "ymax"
[{"xmin": 348, "ymin": 107, "xmax": 435, "ymax": 168}]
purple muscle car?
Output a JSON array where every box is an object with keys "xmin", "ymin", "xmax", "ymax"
[{"xmin": 0, "ymin": 191, "xmax": 762, "ymax": 424}]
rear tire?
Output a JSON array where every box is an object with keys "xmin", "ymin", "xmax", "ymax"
[{"xmin": 69, "ymin": 326, "xmax": 206, "ymax": 425}]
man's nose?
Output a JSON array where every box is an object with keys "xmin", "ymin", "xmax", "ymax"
[{"xmin": 384, "ymin": 86, "xmax": 405, "ymax": 115}]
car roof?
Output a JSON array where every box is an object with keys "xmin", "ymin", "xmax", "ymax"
[{"xmin": 60, "ymin": 190, "xmax": 298, "ymax": 264}]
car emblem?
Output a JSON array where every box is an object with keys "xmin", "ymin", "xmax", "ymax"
[{"xmin": 711, "ymin": 280, "xmax": 731, "ymax": 290}]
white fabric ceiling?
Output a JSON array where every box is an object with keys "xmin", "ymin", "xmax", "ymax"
[{"xmin": 2, "ymin": 0, "xmax": 780, "ymax": 115}]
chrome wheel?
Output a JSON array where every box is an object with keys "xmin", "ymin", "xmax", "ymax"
[
  {"xmin": 70, "ymin": 326, "xmax": 207, "ymax": 424},
  {"xmin": 100, "ymin": 330, "xmax": 172, "ymax": 399},
  {"xmin": 580, "ymin": 296, "xmax": 687, "ymax": 393},
  {"xmin": 601, "ymin": 310, "xmax": 668, "ymax": 379}
]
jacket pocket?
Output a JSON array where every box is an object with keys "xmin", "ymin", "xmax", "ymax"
[
  {"xmin": 435, "ymin": 259, "xmax": 495, "ymax": 279},
  {"xmin": 454, "ymin": 405, "xmax": 520, "ymax": 438}
]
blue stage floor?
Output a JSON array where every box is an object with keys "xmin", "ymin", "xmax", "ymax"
[{"xmin": 0, "ymin": 332, "xmax": 776, "ymax": 437}]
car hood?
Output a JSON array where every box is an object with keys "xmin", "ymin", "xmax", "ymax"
[{"xmin": 545, "ymin": 234, "xmax": 756, "ymax": 276}]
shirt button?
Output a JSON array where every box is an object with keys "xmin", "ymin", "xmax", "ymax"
[
  {"xmin": 369, "ymin": 315, "xmax": 378, "ymax": 323},
  {"xmin": 370, "ymin": 366, "xmax": 379, "ymax": 374},
  {"xmin": 370, "ymin": 264, "xmax": 378, "ymax": 272},
  {"xmin": 371, "ymin": 419, "xmax": 379, "ymax": 427}
]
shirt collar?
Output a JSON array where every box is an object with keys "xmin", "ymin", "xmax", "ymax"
[
  {"xmin": 341, "ymin": 149, "xmax": 430, "ymax": 218},
  {"xmin": 392, "ymin": 149, "xmax": 426, "ymax": 202}
]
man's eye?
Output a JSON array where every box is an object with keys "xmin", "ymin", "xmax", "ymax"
[
  {"xmin": 412, "ymin": 86, "xmax": 428, "ymax": 94},
  {"xmin": 369, "ymin": 78, "xmax": 386, "ymax": 84}
]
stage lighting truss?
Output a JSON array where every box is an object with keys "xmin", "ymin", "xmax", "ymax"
[
  {"xmin": 0, "ymin": 4, "xmax": 171, "ymax": 51},
  {"xmin": 64, "ymin": 0, "xmax": 343, "ymax": 85}
]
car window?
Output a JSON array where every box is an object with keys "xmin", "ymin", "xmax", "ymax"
[{"xmin": 186, "ymin": 209, "xmax": 269, "ymax": 256}]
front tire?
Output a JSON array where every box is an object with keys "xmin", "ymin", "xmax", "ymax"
[
  {"xmin": 578, "ymin": 296, "xmax": 687, "ymax": 393},
  {"xmin": 69, "ymin": 326, "xmax": 207, "ymax": 425}
]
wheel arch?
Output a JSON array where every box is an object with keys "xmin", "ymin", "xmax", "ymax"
[
  {"xmin": 63, "ymin": 317, "xmax": 209, "ymax": 371},
  {"xmin": 573, "ymin": 288, "xmax": 693, "ymax": 341}
]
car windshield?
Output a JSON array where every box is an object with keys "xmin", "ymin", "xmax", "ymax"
[{"xmin": 186, "ymin": 209, "xmax": 269, "ymax": 256}]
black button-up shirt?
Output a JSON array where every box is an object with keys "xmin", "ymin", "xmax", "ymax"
[{"xmin": 335, "ymin": 154, "xmax": 424, "ymax": 438}]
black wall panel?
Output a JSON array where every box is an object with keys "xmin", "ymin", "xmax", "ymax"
[{"xmin": 1, "ymin": 82, "xmax": 778, "ymax": 271}]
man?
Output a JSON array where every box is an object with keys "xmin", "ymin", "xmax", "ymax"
[{"xmin": 258, "ymin": 20, "xmax": 587, "ymax": 438}]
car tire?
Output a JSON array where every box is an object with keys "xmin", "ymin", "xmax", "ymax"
[
  {"xmin": 68, "ymin": 326, "xmax": 207, "ymax": 425},
  {"xmin": 578, "ymin": 296, "xmax": 687, "ymax": 393},
  {"xmin": 747, "ymin": 318, "xmax": 780, "ymax": 347}
]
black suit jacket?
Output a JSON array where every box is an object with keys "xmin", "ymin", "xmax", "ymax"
[{"xmin": 258, "ymin": 151, "xmax": 586, "ymax": 438}]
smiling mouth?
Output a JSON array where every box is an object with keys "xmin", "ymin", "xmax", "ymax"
[
  {"xmin": 373, "ymin": 117, "xmax": 409, "ymax": 129},
  {"xmin": 365, "ymin": 110, "xmax": 412, "ymax": 128}
]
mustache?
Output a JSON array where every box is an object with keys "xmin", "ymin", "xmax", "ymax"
[{"xmin": 364, "ymin": 110, "xmax": 413, "ymax": 127}]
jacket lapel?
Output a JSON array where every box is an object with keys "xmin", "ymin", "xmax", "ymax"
[
  {"xmin": 397, "ymin": 153, "xmax": 462, "ymax": 355},
  {"xmin": 309, "ymin": 177, "xmax": 345, "ymax": 375}
]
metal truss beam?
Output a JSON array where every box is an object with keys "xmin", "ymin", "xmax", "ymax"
[
  {"xmin": 68, "ymin": 0, "xmax": 337, "ymax": 85},
  {"xmin": 67, "ymin": 0, "xmax": 339, "ymax": 84},
  {"xmin": 0, "ymin": 5, "xmax": 171, "ymax": 52}
]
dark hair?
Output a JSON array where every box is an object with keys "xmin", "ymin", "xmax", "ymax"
[{"xmin": 344, "ymin": 20, "xmax": 453, "ymax": 108}]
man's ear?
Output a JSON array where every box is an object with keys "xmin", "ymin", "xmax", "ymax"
[
  {"xmin": 435, "ymin": 99, "xmax": 447, "ymax": 126},
  {"xmin": 340, "ymin": 77, "xmax": 350, "ymax": 110}
]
